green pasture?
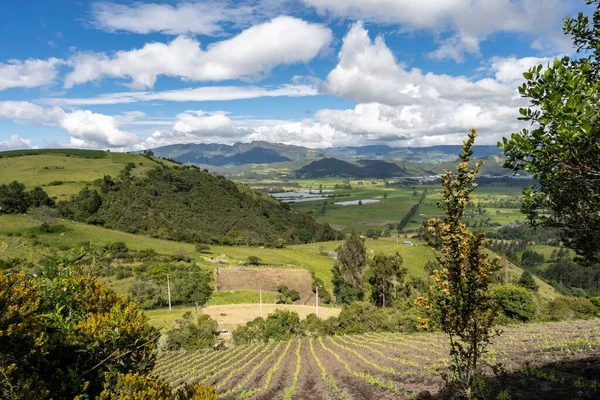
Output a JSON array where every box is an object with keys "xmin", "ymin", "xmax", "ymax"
[{"xmin": 0, "ymin": 151, "xmax": 177, "ymax": 200}]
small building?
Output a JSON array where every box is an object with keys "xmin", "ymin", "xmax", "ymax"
[{"xmin": 403, "ymin": 241, "xmax": 414, "ymax": 246}]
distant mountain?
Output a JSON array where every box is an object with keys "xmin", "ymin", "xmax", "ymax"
[
  {"xmin": 327, "ymin": 144, "xmax": 502, "ymax": 162},
  {"xmin": 150, "ymin": 141, "xmax": 327, "ymax": 166},
  {"xmin": 297, "ymin": 158, "xmax": 405, "ymax": 178}
]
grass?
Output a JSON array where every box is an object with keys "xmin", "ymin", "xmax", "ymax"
[{"xmin": 0, "ymin": 151, "xmax": 177, "ymax": 200}]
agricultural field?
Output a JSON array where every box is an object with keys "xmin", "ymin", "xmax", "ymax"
[
  {"xmin": 245, "ymin": 179, "xmax": 528, "ymax": 234},
  {"xmin": 155, "ymin": 320, "xmax": 600, "ymax": 399}
]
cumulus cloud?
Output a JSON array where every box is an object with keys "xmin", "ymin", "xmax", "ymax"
[
  {"xmin": 65, "ymin": 16, "xmax": 332, "ymax": 89},
  {"xmin": 316, "ymin": 22, "xmax": 534, "ymax": 145},
  {"xmin": 0, "ymin": 58, "xmax": 63, "ymax": 91},
  {"xmin": 303, "ymin": 0, "xmax": 576, "ymax": 62},
  {"xmin": 58, "ymin": 110, "xmax": 141, "ymax": 148},
  {"xmin": 38, "ymin": 84, "xmax": 319, "ymax": 106},
  {"xmin": 0, "ymin": 135, "xmax": 32, "ymax": 151},
  {"xmin": 488, "ymin": 55, "xmax": 558, "ymax": 83},
  {"xmin": 89, "ymin": 1, "xmax": 267, "ymax": 36}
]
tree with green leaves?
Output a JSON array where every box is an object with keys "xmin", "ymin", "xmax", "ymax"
[
  {"xmin": 368, "ymin": 252, "xmax": 407, "ymax": 307},
  {"xmin": 0, "ymin": 181, "xmax": 30, "ymax": 214},
  {"xmin": 518, "ymin": 270, "xmax": 539, "ymax": 291},
  {"xmin": 332, "ymin": 232, "xmax": 367, "ymax": 304},
  {"xmin": 501, "ymin": 2, "xmax": 600, "ymax": 266},
  {"xmin": 418, "ymin": 130, "xmax": 501, "ymax": 398}
]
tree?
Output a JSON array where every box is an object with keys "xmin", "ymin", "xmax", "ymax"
[
  {"xmin": 0, "ymin": 269, "xmax": 159, "ymax": 399},
  {"xmin": 247, "ymin": 256, "xmax": 262, "ymax": 265},
  {"xmin": 417, "ymin": 130, "xmax": 501, "ymax": 398},
  {"xmin": 332, "ymin": 232, "xmax": 366, "ymax": 303},
  {"xmin": 0, "ymin": 181, "xmax": 30, "ymax": 214},
  {"xmin": 520, "ymin": 249, "xmax": 545, "ymax": 269},
  {"xmin": 518, "ymin": 270, "xmax": 539, "ymax": 291},
  {"xmin": 28, "ymin": 186, "xmax": 54, "ymax": 208},
  {"xmin": 368, "ymin": 252, "xmax": 407, "ymax": 307},
  {"xmin": 501, "ymin": 3, "xmax": 600, "ymax": 266},
  {"xmin": 29, "ymin": 205, "xmax": 59, "ymax": 232},
  {"xmin": 165, "ymin": 312, "xmax": 218, "ymax": 350}
]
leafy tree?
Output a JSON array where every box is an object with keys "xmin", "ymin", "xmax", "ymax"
[
  {"xmin": 332, "ymin": 232, "xmax": 367, "ymax": 304},
  {"xmin": 417, "ymin": 130, "xmax": 501, "ymax": 398},
  {"xmin": 98, "ymin": 372, "xmax": 216, "ymax": 400},
  {"xmin": 195, "ymin": 243, "xmax": 211, "ymax": 253},
  {"xmin": 520, "ymin": 249, "xmax": 545, "ymax": 269},
  {"xmin": 275, "ymin": 284, "xmax": 301, "ymax": 304},
  {"xmin": 518, "ymin": 270, "xmax": 539, "ymax": 291},
  {"xmin": 0, "ymin": 181, "xmax": 30, "ymax": 214},
  {"xmin": 501, "ymin": 3, "xmax": 600, "ymax": 266},
  {"xmin": 165, "ymin": 312, "xmax": 218, "ymax": 350},
  {"xmin": 28, "ymin": 186, "xmax": 54, "ymax": 208},
  {"xmin": 368, "ymin": 252, "xmax": 407, "ymax": 307}
]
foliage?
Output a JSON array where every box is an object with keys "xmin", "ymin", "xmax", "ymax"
[
  {"xmin": 518, "ymin": 270, "xmax": 539, "ymax": 291},
  {"xmin": 332, "ymin": 232, "xmax": 367, "ymax": 304},
  {"xmin": 520, "ymin": 249, "xmax": 545, "ymax": 269},
  {"xmin": 164, "ymin": 312, "xmax": 218, "ymax": 350},
  {"xmin": 247, "ymin": 256, "xmax": 262, "ymax": 265},
  {"xmin": 367, "ymin": 252, "xmax": 407, "ymax": 307},
  {"xmin": 195, "ymin": 243, "xmax": 211, "ymax": 253},
  {"xmin": 98, "ymin": 372, "xmax": 217, "ymax": 400},
  {"xmin": 500, "ymin": 4, "xmax": 600, "ymax": 266},
  {"xmin": 232, "ymin": 310, "xmax": 302, "ymax": 344},
  {"xmin": 541, "ymin": 296, "xmax": 598, "ymax": 321},
  {"xmin": 0, "ymin": 268, "xmax": 159, "ymax": 399},
  {"xmin": 29, "ymin": 205, "xmax": 60, "ymax": 232},
  {"xmin": 275, "ymin": 284, "xmax": 300, "ymax": 304},
  {"xmin": 0, "ymin": 181, "xmax": 54, "ymax": 215},
  {"xmin": 417, "ymin": 130, "xmax": 501, "ymax": 398},
  {"xmin": 129, "ymin": 263, "xmax": 213, "ymax": 309},
  {"xmin": 59, "ymin": 166, "xmax": 341, "ymax": 245},
  {"xmin": 492, "ymin": 284, "xmax": 536, "ymax": 322},
  {"xmin": 312, "ymin": 275, "xmax": 332, "ymax": 304}
]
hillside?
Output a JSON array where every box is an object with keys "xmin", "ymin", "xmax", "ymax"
[
  {"xmin": 297, "ymin": 158, "xmax": 406, "ymax": 178},
  {"xmin": 0, "ymin": 149, "xmax": 177, "ymax": 200},
  {"xmin": 150, "ymin": 141, "xmax": 327, "ymax": 166},
  {"xmin": 60, "ymin": 165, "xmax": 341, "ymax": 245}
]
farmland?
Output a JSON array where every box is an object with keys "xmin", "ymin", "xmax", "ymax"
[{"xmin": 155, "ymin": 320, "xmax": 600, "ymax": 399}]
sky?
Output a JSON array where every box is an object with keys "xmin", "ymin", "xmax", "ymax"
[{"xmin": 0, "ymin": 0, "xmax": 587, "ymax": 151}]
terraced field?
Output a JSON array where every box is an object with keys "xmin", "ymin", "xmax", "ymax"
[{"xmin": 155, "ymin": 320, "xmax": 600, "ymax": 399}]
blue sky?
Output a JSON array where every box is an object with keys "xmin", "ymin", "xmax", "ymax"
[{"xmin": 0, "ymin": 0, "xmax": 586, "ymax": 150}]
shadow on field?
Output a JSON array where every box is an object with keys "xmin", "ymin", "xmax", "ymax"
[{"xmin": 423, "ymin": 355, "xmax": 600, "ymax": 400}]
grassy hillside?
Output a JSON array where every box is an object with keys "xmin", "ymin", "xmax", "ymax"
[
  {"xmin": 0, "ymin": 214, "xmax": 560, "ymax": 300},
  {"xmin": 0, "ymin": 149, "xmax": 177, "ymax": 200}
]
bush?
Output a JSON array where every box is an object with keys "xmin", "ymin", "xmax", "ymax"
[
  {"xmin": 543, "ymin": 297, "xmax": 598, "ymax": 321},
  {"xmin": 195, "ymin": 243, "xmax": 211, "ymax": 254},
  {"xmin": 247, "ymin": 256, "xmax": 262, "ymax": 265},
  {"xmin": 232, "ymin": 310, "xmax": 301, "ymax": 344},
  {"xmin": 518, "ymin": 270, "xmax": 539, "ymax": 291},
  {"xmin": 165, "ymin": 312, "xmax": 218, "ymax": 350},
  {"xmin": 98, "ymin": 372, "xmax": 217, "ymax": 400},
  {"xmin": 590, "ymin": 297, "xmax": 600, "ymax": 315},
  {"xmin": 275, "ymin": 284, "xmax": 300, "ymax": 304},
  {"xmin": 492, "ymin": 284, "xmax": 537, "ymax": 322}
]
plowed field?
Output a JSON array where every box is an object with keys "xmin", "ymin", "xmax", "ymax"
[{"xmin": 155, "ymin": 320, "xmax": 600, "ymax": 399}]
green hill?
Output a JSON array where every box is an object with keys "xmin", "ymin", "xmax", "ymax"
[
  {"xmin": 0, "ymin": 149, "xmax": 177, "ymax": 200},
  {"xmin": 297, "ymin": 158, "xmax": 406, "ymax": 178}
]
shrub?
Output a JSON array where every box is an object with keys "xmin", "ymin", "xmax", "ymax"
[
  {"xmin": 98, "ymin": 372, "xmax": 217, "ymax": 400},
  {"xmin": 247, "ymin": 256, "xmax": 262, "ymax": 265},
  {"xmin": 195, "ymin": 243, "xmax": 211, "ymax": 253},
  {"xmin": 543, "ymin": 297, "xmax": 598, "ymax": 321},
  {"xmin": 493, "ymin": 284, "xmax": 536, "ymax": 322},
  {"xmin": 517, "ymin": 270, "xmax": 539, "ymax": 292},
  {"xmin": 165, "ymin": 312, "xmax": 218, "ymax": 350},
  {"xmin": 590, "ymin": 297, "xmax": 600, "ymax": 315}
]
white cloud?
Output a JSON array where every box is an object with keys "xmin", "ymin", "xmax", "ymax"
[
  {"xmin": 488, "ymin": 55, "xmax": 558, "ymax": 83},
  {"xmin": 0, "ymin": 101, "xmax": 62, "ymax": 123},
  {"xmin": 58, "ymin": 110, "xmax": 141, "ymax": 148},
  {"xmin": 315, "ymin": 22, "xmax": 533, "ymax": 145},
  {"xmin": 0, "ymin": 135, "xmax": 32, "ymax": 151},
  {"xmin": 65, "ymin": 16, "xmax": 332, "ymax": 89},
  {"xmin": 89, "ymin": 1, "xmax": 262, "ymax": 35},
  {"xmin": 303, "ymin": 0, "xmax": 576, "ymax": 62},
  {"xmin": 38, "ymin": 84, "xmax": 319, "ymax": 106},
  {"xmin": 0, "ymin": 58, "xmax": 63, "ymax": 91}
]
